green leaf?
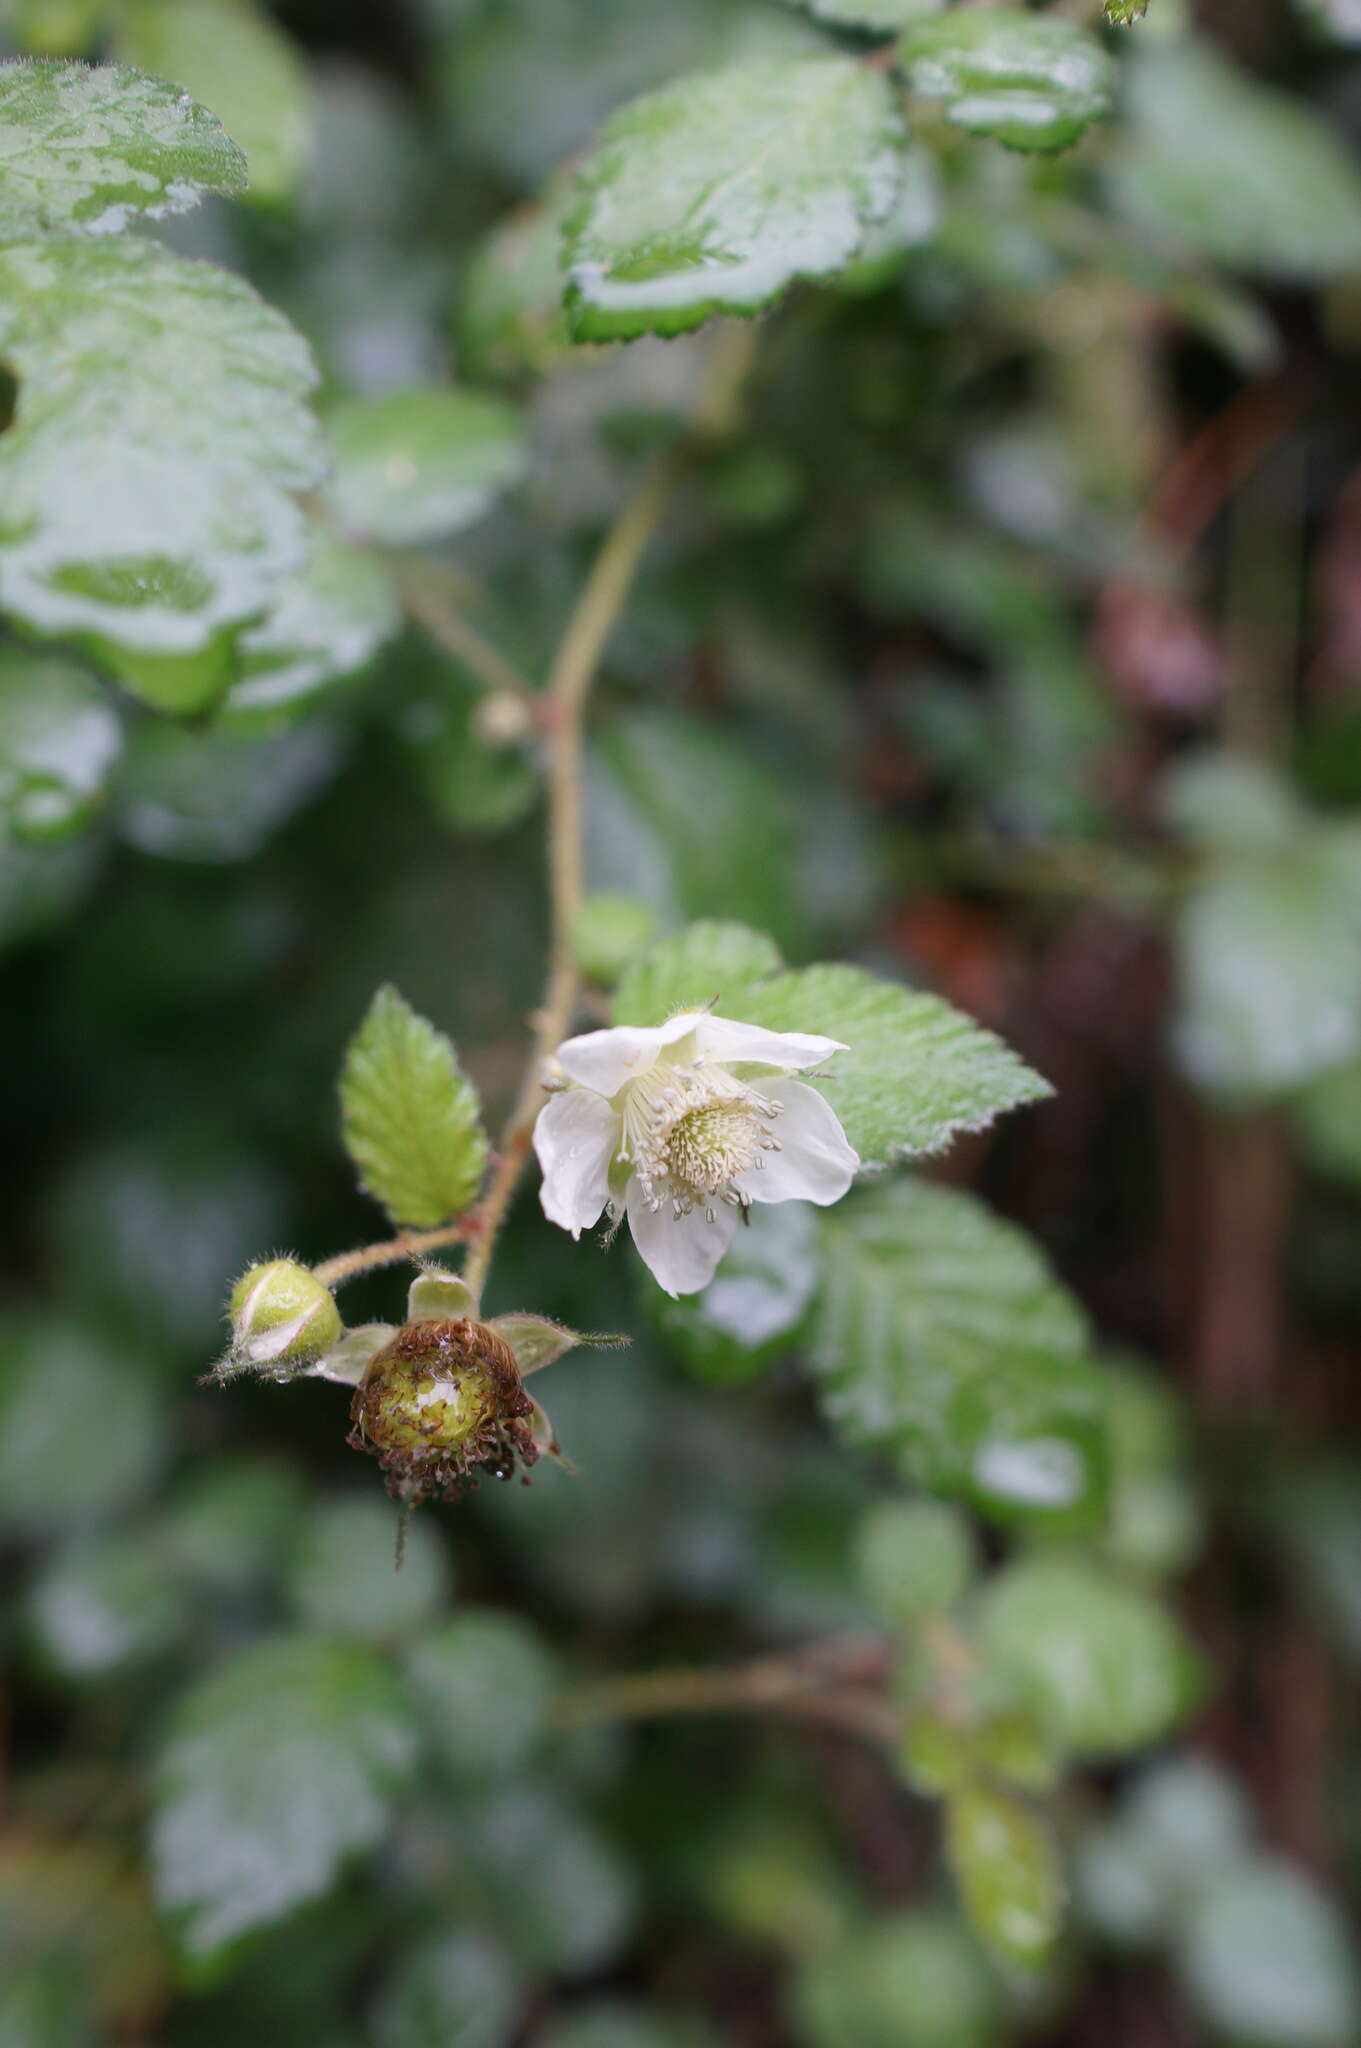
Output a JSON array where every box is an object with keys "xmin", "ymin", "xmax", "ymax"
[
  {"xmin": 612, "ymin": 919, "xmax": 785, "ymax": 1025},
  {"xmin": 1173, "ymin": 839, "xmax": 1361, "ymax": 1101},
  {"xmin": 897, "ymin": 10, "xmax": 1114, "ymax": 153},
  {"xmin": 286, "ymin": 1496, "xmax": 451, "ymax": 1641},
  {"xmin": 741, "ymin": 963, "xmax": 1052, "ymax": 1166},
  {"xmin": 0, "ymin": 646, "xmax": 121, "ymax": 843},
  {"xmin": 1179, "ymin": 1861, "xmax": 1361, "ymax": 2047},
  {"xmin": 812, "ymin": 1180, "xmax": 1105, "ymax": 1530},
  {"xmin": 458, "ymin": 1787, "xmax": 638, "ymax": 1975},
  {"xmin": 324, "ymin": 386, "xmax": 528, "ymax": 549},
  {"xmin": 1295, "ymin": 1058, "xmax": 1361, "ymax": 1191},
  {"xmin": 854, "ymin": 1498, "xmax": 978, "ymax": 1622},
  {"xmin": 221, "ymin": 529, "xmax": 401, "ymax": 733},
  {"xmin": 151, "ymin": 1635, "xmax": 417, "ymax": 1956},
  {"xmin": 27, "ymin": 1530, "xmax": 186, "ymax": 1680},
  {"xmin": 0, "ymin": 1319, "xmax": 164, "ymax": 1536},
  {"xmin": 373, "ymin": 1931, "xmax": 524, "ymax": 2048},
  {"xmin": 946, "ymin": 1783, "xmax": 1065, "ymax": 1967},
  {"xmin": 459, "ymin": 176, "xmax": 576, "ymax": 381},
  {"xmin": 0, "ymin": 237, "xmax": 323, "ymax": 696},
  {"xmin": 404, "ymin": 1613, "xmax": 557, "ymax": 1780},
  {"xmin": 0, "ymin": 57, "xmax": 245, "ymax": 237},
  {"xmin": 794, "ymin": 1909, "xmax": 1002, "ymax": 2048},
  {"xmin": 649, "ymin": 1199, "xmax": 821, "ymax": 1384},
  {"xmin": 1114, "ymin": 41, "xmax": 1361, "ymax": 279},
  {"xmin": 978, "ymin": 1556, "xmax": 1199, "ymax": 1759},
  {"xmin": 339, "ymin": 985, "xmax": 490, "ymax": 1230},
  {"xmin": 115, "ymin": 0, "xmax": 310, "ymax": 206},
  {"xmin": 807, "ymin": 0, "xmax": 941, "ymax": 23},
  {"xmin": 564, "ymin": 55, "xmax": 905, "ymax": 341}
]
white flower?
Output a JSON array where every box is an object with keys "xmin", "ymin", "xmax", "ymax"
[{"xmin": 533, "ymin": 1009, "xmax": 859, "ymax": 1296}]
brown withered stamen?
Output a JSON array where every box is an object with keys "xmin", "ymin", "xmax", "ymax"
[{"xmin": 348, "ymin": 1316, "xmax": 538, "ymax": 1506}]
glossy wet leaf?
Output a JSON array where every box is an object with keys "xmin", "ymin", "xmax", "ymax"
[
  {"xmin": 0, "ymin": 646, "xmax": 121, "ymax": 843},
  {"xmin": 115, "ymin": 0, "xmax": 310, "ymax": 205},
  {"xmin": 324, "ymin": 386, "xmax": 528, "ymax": 549},
  {"xmin": 0, "ymin": 237, "xmax": 324, "ymax": 696},
  {"xmin": 946, "ymin": 1783, "xmax": 1064, "ymax": 1966},
  {"xmin": 1179, "ymin": 1860, "xmax": 1361, "ymax": 2046},
  {"xmin": 222, "ymin": 529, "xmax": 400, "ymax": 732},
  {"xmin": 339, "ymin": 984, "xmax": 489, "ymax": 1229},
  {"xmin": 115, "ymin": 719, "xmax": 340, "ymax": 862},
  {"xmin": 404, "ymin": 1612, "xmax": 557, "ymax": 1780},
  {"xmin": 0, "ymin": 57, "xmax": 245, "ymax": 237},
  {"xmin": 649, "ymin": 1199, "xmax": 820, "ymax": 1383},
  {"xmin": 741, "ymin": 963, "xmax": 1052, "ymax": 1167},
  {"xmin": 802, "ymin": 0, "xmax": 941, "ymax": 25},
  {"xmin": 1114, "ymin": 41, "xmax": 1361, "ymax": 278},
  {"xmin": 27, "ymin": 1531, "xmax": 186, "ymax": 1679},
  {"xmin": 458, "ymin": 1787, "xmax": 639, "ymax": 1975},
  {"xmin": 286, "ymin": 1496, "xmax": 451, "ymax": 1641},
  {"xmin": 897, "ymin": 10, "xmax": 1114, "ymax": 153},
  {"xmin": 372, "ymin": 1930, "xmax": 524, "ymax": 2048},
  {"xmin": 0, "ymin": 1319, "xmax": 164, "ymax": 1535},
  {"xmin": 152, "ymin": 1635, "xmax": 417, "ymax": 1956},
  {"xmin": 979, "ymin": 1556, "xmax": 1199, "ymax": 1758},
  {"xmin": 1173, "ymin": 837, "xmax": 1361, "ymax": 1101},
  {"xmin": 564, "ymin": 55, "xmax": 905, "ymax": 340},
  {"xmin": 813, "ymin": 1180, "xmax": 1105, "ymax": 1529},
  {"xmin": 612, "ymin": 919, "xmax": 785, "ymax": 1026}
]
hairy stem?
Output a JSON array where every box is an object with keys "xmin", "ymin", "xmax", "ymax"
[
  {"xmin": 461, "ymin": 450, "xmax": 677, "ymax": 1302},
  {"xmin": 313, "ymin": 1223, "xmax": 471, "ymax": 1290},
  {"xmin": 556, "ymin": 1652, "xmax": 901, "ymax": 1748}
]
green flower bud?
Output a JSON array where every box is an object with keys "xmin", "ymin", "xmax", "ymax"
[
  {"xmin": 572, "ymin": 892, "xmax": 658, "ymax": 988},
  {"xmin": 349, "ymin": 1317, "xmax": 538, "ymax": 1503},
  {"xmin": 229, "ymin": 1259, "xmax": 342, "ymax": 1372},
  {"xmin": 1105, "ymin": 0, "xmax": 1148, "ymax": 23}
]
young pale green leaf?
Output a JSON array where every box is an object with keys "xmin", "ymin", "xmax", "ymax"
[
  {"xmin": 946, "ymin": 1784, "xmax": 1065, "ymax": 1967},
  {"xmin": 794, "ymin": 1909, "xmax": 1002, "ymax": 2048},
  {"xmin": 340, "ymin": 986, "xmax": 490, "ymax": 1230},
  {"xmin": 978, "ymin": 1556, "xmax": 1199, "ymax": 1758},
  {"xmin": 0, "ymin": 58, "xmax": 245, "ymax": 238},
  {"xmin": 0, "ymin": 646, "xmax": 121, "ymax": 845},
  {"xmin": 564, "ymin": 55, "xmax": 906, "ymax": 341},
  {"xmin": 115, "ymin": 0, "xmax": 310, "ymax": 206},
  {"xmin": 0, "ymin": 237, "xmax": 323, "ymax": 701},
  {"xmin": 813, "ymin": 1180, "xmax": 1105, "ymax": 1530},
  {"xmin": 221, "ymin": 528, "xmax": 401, "ymax": 733},
  {"xmin": 740, "ymin": 962, "xmax": 1051, "ymax": 1166},
  {"xmin": 855, "ymin": 1498, "xmax": 978, "ymax": 1622},
  {"xmin": 612, "ymin": 919, "xmax": 785, "ymax": 1026},
  {"xmin": 897, "ymin": 10, "xmax": 1114, "ymax": 153},
  {"xmin": 1113, "ymin": 42, "xmax": 1361, "ymax": 278},
  {"xmin": 151, "ymin": 1635, "xmax": 417, "ymax": 1956},
  {"xmin": 324, "ymin": 387, "xmax": 528, "ymax": 549}
]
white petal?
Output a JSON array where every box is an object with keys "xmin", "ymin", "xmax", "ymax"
[
  {"xmin": 626, "ymin": 1178, "xmax": 739, "ymax": 1297},
  {"xmin": 694, "ymin": 1013, "xmax": 848, "ymax": 1071},
  {"xmin": 734, "ymin": 1079, "xmax": 858, "ymax": 1207},
  {"xmin": 556, "ymin": 1013, "xmax": 699, "ymax": 1097},
  {"xmin": 534, "ymin": 1089, "xmax": 621, "ymax": 1238}
]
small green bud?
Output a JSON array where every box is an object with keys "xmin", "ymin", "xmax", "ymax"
[
  {"xmin": 229, "ymin": 1259, "xmax": 342, "ymax": 1371},
  {"xmin": 349, "ymin": 1317, "xmax": 538, "ymax": 1503},
  {"xmin": 572, "ymin": 892, "xmax": 659, "ymax": 988},
  {"xmin": 1105, "ymin": 0, "xmax": 1148, "ymax": 23}
]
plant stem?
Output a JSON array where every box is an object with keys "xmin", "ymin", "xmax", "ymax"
[
  {"xmin": 556, "ymin": 1652, "xmax": 901, "ymax": 1748},
  {"xmin": 398, "ymin": 568, "xmax": 541, "ymax": 711},
  {"xmin": 461, "ymin": 450, "xmax": 677, "ymax": 1303},
  {"xmin": 314, "ymin": 1223, "xmax": 471, "ymax": 1290}
]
